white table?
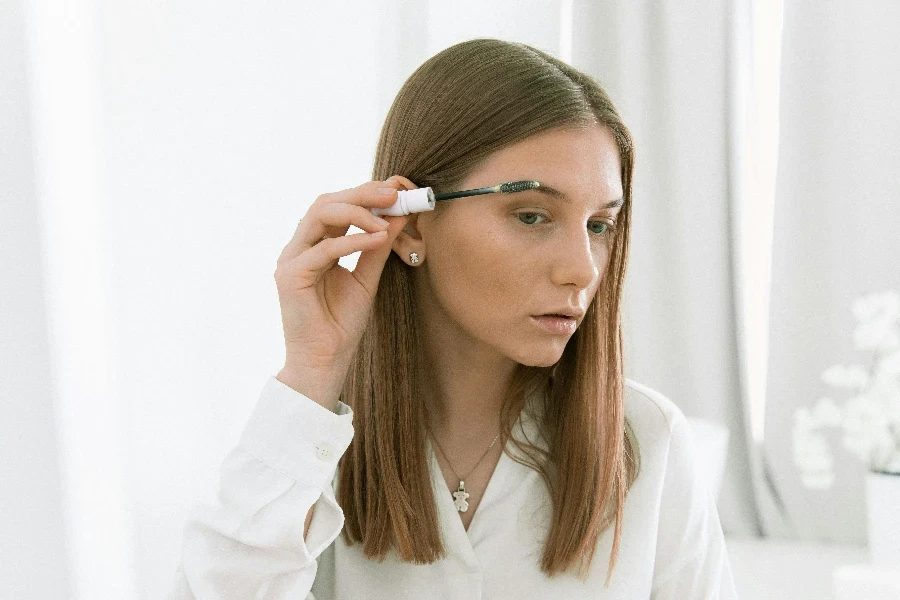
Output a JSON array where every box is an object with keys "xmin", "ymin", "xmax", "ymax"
[{"xmin": 726, "ymin": 535, "xmax": 871, "ymax": 599}]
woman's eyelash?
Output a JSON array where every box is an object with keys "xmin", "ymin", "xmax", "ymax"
[{"xmin": 515, "ymin": 212, "xmax": 617, "ymax": 235}]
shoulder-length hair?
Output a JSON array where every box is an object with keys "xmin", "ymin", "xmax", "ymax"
[{"xmin": 336, "ymin": 38, "xmax": 641, "ymax": 586}]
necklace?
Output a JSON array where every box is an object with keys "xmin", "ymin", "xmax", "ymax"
[{"xmin": 428, "ymin": 429, "xmax": 501, "ymax": 512}]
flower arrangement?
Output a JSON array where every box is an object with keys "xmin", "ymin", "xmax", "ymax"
[{"xmin": 793, "ymin": 290, "xmax": 900, "ymax": 489}]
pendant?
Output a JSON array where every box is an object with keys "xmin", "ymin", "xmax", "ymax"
[{"xmin": 452, "ymin": 481, "xmax": 470, "ymax": 512}]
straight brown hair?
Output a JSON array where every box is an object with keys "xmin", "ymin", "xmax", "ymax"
[{"xmin": 335, "ymin": 38, "xmax": 641, "ymax": 587}]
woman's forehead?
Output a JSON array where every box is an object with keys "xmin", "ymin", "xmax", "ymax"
[{"xmin": 468, "ymin": 125, "xmax": 622, "ymax": 186}]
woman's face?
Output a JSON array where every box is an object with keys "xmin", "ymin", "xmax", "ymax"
[{"xmin": 394, "ymin": 123, "xmax": 625, "ymax": 368}]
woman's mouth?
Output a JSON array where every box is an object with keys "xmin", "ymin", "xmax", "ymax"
[{"xmin": 530, "ymin": 314, "xmax": 577, "ymax": 335}]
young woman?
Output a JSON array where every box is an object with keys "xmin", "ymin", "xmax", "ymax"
[{"xmin": 169, "ymin": 38, "xmax": 737, "ymax": 599}]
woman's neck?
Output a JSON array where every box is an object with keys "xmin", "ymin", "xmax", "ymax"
[{"xmin": 422, "ymin": 349, "xmax": 517, "ymax": 444}]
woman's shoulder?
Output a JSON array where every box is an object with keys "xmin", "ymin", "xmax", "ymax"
[
  {"xmin": 623, "ymin": 377, "xmax": 688, "ymax": 440},
  {"xmin": 622, "ymin": 379, "xmax": 698, "ymax": 487}
]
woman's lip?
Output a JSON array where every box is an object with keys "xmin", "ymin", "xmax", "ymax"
[{"xmin": 531, "ymin": 315, "xmax": 577, "ymax": 334}]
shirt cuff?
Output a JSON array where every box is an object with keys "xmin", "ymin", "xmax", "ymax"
[{"xmin": 237, "ymin": 374, "xmax": 355, "ymax": 490}]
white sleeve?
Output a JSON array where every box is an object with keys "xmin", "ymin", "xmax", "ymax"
[
  {"xmin": 650, "ymin": 411, "xmax": 739, "ymax": 600},
  {"xmin": 167, "ymin": 375, "xmax": 355, "ymax": 599}
]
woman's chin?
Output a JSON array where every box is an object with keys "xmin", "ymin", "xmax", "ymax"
[{"xmin": 514, "ymin": 346, "xmax": 567, "ymax": 368}]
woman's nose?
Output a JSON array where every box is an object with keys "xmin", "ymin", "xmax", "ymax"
[{"xmin": 549, "ymin": 226, "xmax": 602, "ymax": 289}]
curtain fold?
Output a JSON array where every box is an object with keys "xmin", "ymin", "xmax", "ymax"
[
  {"xmin": 571, "ymin": 0, "xmax": 769, "ymax": 537},
  {"xmin": 761, "ymin": 0, "xmax": 900, "ymax": 543},
  {"xmin": 574, "ymin": 0, "xmax": 900, "ymax": 545}
]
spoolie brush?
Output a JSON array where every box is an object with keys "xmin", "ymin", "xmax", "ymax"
[
  {"xmin": 433, "ymin": 180, "xmax": 541, "ymax": 201},
  {"xmin": 370, "ymin": 180, "xmax": 542, "ymax": 217}
]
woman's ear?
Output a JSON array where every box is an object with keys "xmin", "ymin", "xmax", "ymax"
[{"xmin": 392, "ymin": 212, "xmax": 426, "ymax": 266}]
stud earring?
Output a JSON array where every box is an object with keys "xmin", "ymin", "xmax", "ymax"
[{"xmin": 409, "ymin": 252, "xmax": 419, "ymax": 264}]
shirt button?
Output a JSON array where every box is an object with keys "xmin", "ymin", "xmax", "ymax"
[{"xmin": 315, "ymin": 442, "xmax": 334, "ymax": 460}]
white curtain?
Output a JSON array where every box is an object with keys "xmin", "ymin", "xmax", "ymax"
[
  {"xmin": 572, "ymin": 0, "xmax": 900, "ymax": 546},
  {"xmin": 570, "ymin": 0, "xmax": 780, "ymax": 538},
  {"xmin": 19, "ymin": 1, "xmax": 389, "ymax": 598},
  {"xmin": 762, "ymin": 0, "xmax": 900, "ymax": 544}
]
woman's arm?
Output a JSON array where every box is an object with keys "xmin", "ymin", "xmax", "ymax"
[{"xmin": 167, "ymin": 375, "xmax": 355, "ymax": 599}]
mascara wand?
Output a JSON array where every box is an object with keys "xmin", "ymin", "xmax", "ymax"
[
  {"xmin": 371, "ymin": 180, "xmax": 541, "ymax": 217},
  {"xmin": 433, "ymin": 180, "xmax": 541, "ymax": 201}
]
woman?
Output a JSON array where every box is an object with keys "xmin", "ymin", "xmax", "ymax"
[{"xmin": 170, "ymin": 38, "xmax": 737, "ymax": 599}]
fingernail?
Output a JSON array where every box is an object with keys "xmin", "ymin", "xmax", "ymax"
[
  {"xmin": 378, "ymin": 187, "xmax": 397, "ymax": 196},
  {"xmin": 373, "ymin": 216, "xmax": 390, "ymax": 227}
]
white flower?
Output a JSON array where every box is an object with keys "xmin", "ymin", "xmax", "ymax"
[
  {"xmin": 852, "ymin": 290, "xmax": 900, "ymax": 325},
  {"xmin": 852, "ymin": 290, "xmax": 900, "ymax": 352},
  {"xmin": 867, "ymin": 374, "xmax": 900, "ymax": 429},
  {"xmin": 839, "ymin": 392, "xmax": 898, "ymax": 469},
  {"xmin": 879, "ymin": 349, "xmax": 900, "ymax": 379},
  {"xmin": 821, "ymin": 364, "xmax": 869, "ymax": 390},
  {"xmin": 871, "ymin": 357, "xmax": 900, "ymax": 393},
  {"xmin": 854, "ymin": 319, "xmax": 900, "ymax": 352},
  {"xmin": 883, "ymin": 388, "xmax": 900, "ymax": 427},
  {"xmin": 793, "ymin": 290, "xmax": 900, "ymax": 486}
]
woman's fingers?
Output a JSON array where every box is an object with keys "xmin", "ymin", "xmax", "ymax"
[
  {"xmin": 350, "ymin": 212, "xmax": 410, "ymax": 295},
  {"xmin": 277, "ymin": 180, "xmax": 400, "ymax": 269}
]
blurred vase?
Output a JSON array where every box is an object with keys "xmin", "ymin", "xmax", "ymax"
[{"xmin": 865, "ymin": 470, "xmax": 900, "ymax": 567}]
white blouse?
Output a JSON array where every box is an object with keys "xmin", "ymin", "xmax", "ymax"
[{"xmin": 168, "ymin": 374, "xmax": 738, "ymax": 599}]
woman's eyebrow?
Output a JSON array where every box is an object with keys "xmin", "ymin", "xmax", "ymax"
[{"xmin": 526, "ymin": 183, "xmax": 624, "ymax": 209}]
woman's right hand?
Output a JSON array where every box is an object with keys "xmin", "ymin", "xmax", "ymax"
[{"xmin": 273, "ymin": 176, "xmax": 415, "ymax": 408}]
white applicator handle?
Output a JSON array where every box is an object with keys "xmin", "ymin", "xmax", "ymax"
[{"xmin": 370, "ymin": 187, "xmax": 436, "ymax": 216}]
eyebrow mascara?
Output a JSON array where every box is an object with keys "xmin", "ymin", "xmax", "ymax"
[{"xmin": 371, "ymin": 180, "xmax": 541, "ymax": 217}]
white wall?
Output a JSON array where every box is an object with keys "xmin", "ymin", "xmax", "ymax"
[
  {"xmin": 1, "ymin": 0, "xmax": 73, "ymax": 597},
  {"xmin": 8, "ymin": 1, "xmax": 567, "ymax": 598},
  {"xmin": 90, "ymin": 1, "xmax": 386, "ymax": 596}
]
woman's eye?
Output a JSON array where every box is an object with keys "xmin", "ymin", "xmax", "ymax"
[
  {"xmin": 517, "ymin": 212, "xmax": 544, "ymax": 226},
  {"xmin": 516, "ymin": 212, "xmax": 616, "ymax": 236}
]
